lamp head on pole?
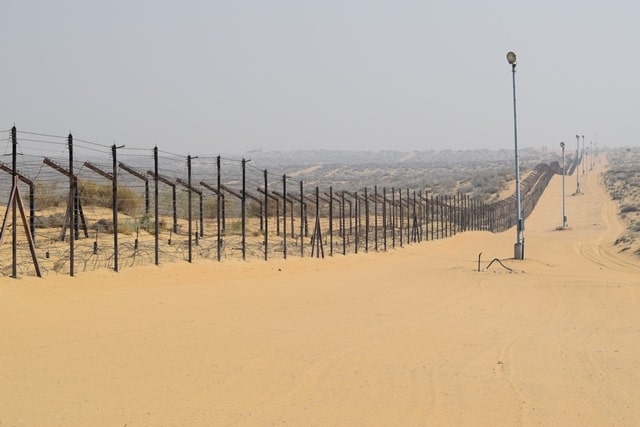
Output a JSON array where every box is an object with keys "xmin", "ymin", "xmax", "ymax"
[
  {"xmin": 506, "ymin": 51, "xmax": 517, "ymax": 67},
  {"xmin": 560, "ymin": 142, "xmax": 565, "ymax": 149}
]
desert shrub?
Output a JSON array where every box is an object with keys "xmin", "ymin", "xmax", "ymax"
[
  {"xmin": 78, "ymin": 181, "xmax": 141, "ymax": 215},
  {"xmin": 248, "ymin": 200, "xmax": 262, "ymax": 217},
  {"xmin": 614, "ymin": 235, "xmax": 632, "ymax": 246},
  {"xmin": 137, "ymin": 214, "xmax": 154, "ymax": 234},
  {"xmin": 91, "ymin": 218, "xmax": 113, "ymax": 233},
  {"xmin": 90, "ymin": 214, "xmax": 156, "ymax": 235},
  {"xmin": 227, "ymin": 220, "xmax": 242, "ymax": 233},
  {"xmin": 35, "ymin": 181, "xmax": 65, "ymax": 209},
  {"xmin": 620, "ymin": 204, "xmax": 639, "ymax": 213},
  {"xmin": 203, "ymin": 198, "xmax": 218, "ymax": 219},
  {"xmin": 118, "ymin": 219, "xmax": 139, "ymax": 235},
  {"xmin": 35, "ymin": 212, "xmax": 66, "ymax": 228}
]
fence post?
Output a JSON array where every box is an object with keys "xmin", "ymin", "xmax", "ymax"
[
  {"xmin": 399, "ymin": 189, "xmax": 403, "ymax": 248},
  {"xmin": 365, "ymin": 188, "xmax": 369, "ymax": 253},
  {"xmin": 391, "ymin": 187, "xmax": 395, "ymax": 248},
  {"xmin": 68, "ymin": 133, "xmax": 75, "ymax": 277},
  {"xmin": 264, "ymin": 169, "xmax": 268, "ymax": 261},
  {"xmin": 154, "ymin": 147, "xmax": 159, "ymax": 265},
  {"xmin": 383, "ymin": 187, "xmax": 387, "ymax": 251},
  {"xmin": 242, "ymin": 158, "xmax": 247, "ymax": 261},
  {"xmin": 430, "ymin": 191, "xmax": 434, "ymax": 240},
  {"xmin": 188, "ymin": 155, "xmax": 193, "ymax": 263},
  {"xmin": 217, "ymin": 155, "xmax": 222, "ymax": 261},
  {"xmin": 311, "ymin": 187, "xmax": 324, "ymax": 258},
  {"xmin": 424, "ymin": 190, "xmax": 429, "ymax": 241},
  {"xmin": 416, "ymin": 190, "xmax": 420, "ymax": 242},
  {"xmin": 11, "ymin": 127, "xmax": 17, "ymax": 278},
  {"xmin": 329, "ymin": 186, "xmax": 333, "ymax": 256},
  {"xmin": 300, "ymin": 180, "xmax": 304, "ymax": 257},
  {"xmin": 341, "ymin": 191, "xmax": 346, "ymax": 255},
  {"xmin": 374, "ymin": 186, "xmax": 378, "ymax": 251},
  {"xmin": 440, "ymin": 195, "xmax": 445, "ymax": 239},
  {"xmin": 29, "ymin": 182, "xmax": 35, "ymax": 245},
  {"xmin": 354, "ymin": 192, "xmax": 359, "ymax": 254},
  {"xmin": 112, "ymin": 144, "xmax": 120, "ymax": 272},
  {"xmin": 275, "ymin": 194, "xmax": 280, "ymax": 236},
  {"xmin": 283, "ymin": 174, "xmax": 287, "ymax": 259},
  {"xmin": 406, "ymin": 189, "xmax": 410, "ymax": 244},
  {"xmin": 448, "ymin": 194, "xmax": 452, "ymax": 236}
]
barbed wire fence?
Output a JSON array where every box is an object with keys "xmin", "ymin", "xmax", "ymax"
[{"xmin": 1, "ymin": 126, "xmax": 571, "ymax": 278}]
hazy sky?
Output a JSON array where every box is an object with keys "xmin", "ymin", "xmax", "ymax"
[{"xmin": 3, "ymin": 1, "xmax": 639, "ymax": 154}]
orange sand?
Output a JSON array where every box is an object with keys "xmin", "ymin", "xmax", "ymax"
[{"xmin": 1, "ymin": 160, "xmax": 639, "ymax": 426}]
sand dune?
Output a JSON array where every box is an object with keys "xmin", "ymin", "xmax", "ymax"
[{"xmin": 1, "ymin": 160, "xmax": 639, "ymax": 426}]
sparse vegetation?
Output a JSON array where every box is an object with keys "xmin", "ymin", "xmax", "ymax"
[
  {"xmin": 603, "ymin": 147, "xmax": 640, "ymax": 256},
  {"xmin": 79, "ymin": 181, "xmax": 142, "ymax": 215}
]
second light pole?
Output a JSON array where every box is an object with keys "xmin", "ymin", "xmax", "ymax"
[
  {"xmin": 575, "ymin": 134, "xmax": 582, "ymax": 194},
  {"xmin": 560, "ymin": 142, "xmax": 568, "ymax": 228},
  {"xmin": 507, "ymin": 51, "xmax": 524, "ymax": 260}
]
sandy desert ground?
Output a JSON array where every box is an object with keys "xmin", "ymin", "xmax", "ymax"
[{"xmin": 1, "ymin": 159, "xmax": 640, "ymax": 426}]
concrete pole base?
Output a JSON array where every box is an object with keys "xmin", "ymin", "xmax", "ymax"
[{"xmin": 514, "ymin": 242, "xmax": 524, "ymax": 260}]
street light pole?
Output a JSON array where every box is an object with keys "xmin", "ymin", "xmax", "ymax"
[
  {"xmin": 507, "ymin": 51, "xmax": 524, "ymax": 260},
  {"xmin": 575, "ymin": 134, "xmax": 581, "ymax": 194},
  {"xmin": 582, "ymin": 135, "xmax": 586, "ymax": 174},
  {"xmin": 560, "ymin": 142, "xmax": 567, "ymax": 228}
]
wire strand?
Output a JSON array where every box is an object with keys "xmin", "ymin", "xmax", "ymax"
[{"xmin": 17, "ymin": 130, "xmax": 67, "ymax": 139}]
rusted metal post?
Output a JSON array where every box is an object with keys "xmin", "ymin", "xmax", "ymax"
[
  {"xmin": 399, "ymin": 189, "xmax": 403, "ymax": 248},
  {"xmin": 283, "ymin": 174, "xmax": 287, "ymax": 259},
  {"xmin": 188, "ymin": 155, "xmax": 193, "ymax": 263},
  {"xmin": 112, "ymin": 144, "xmax": 119, "ymax": 272},
  {"xmin": 374, "ymin": 186, "xmax": 378, "ymax": 251},
  {"xmin": 172, "ymin": 184, "xmax": 178, "ymax": 234},
  {"xmin": 354, "ymin": 191, "xmax": 359, "ymax": 254},
  {"xmin": 391, "ymin": 187, "xmax": 396, "ymax": 248},
  {"xmin": 217, "ymin": 155, "xmax": 222, "ymax": 261},
  {"xmin": 341, "ymin": 190, "xmax": 346, "ymax": 255},
  {"xmin": 154, "ymin": 147, "xmax": 159, "ymax": 265},
  {"xmin": 300, "ymin": 180, "xmax": 304, "ymax": 257},
  {"xmin": 329, "ymin": 186, "xmax": 333, "ymax": 256},
  {"xmin": 68, "ymin": 133, "xmax": 75, "ymax": 277},
  {"xmin": 365, "ymin": 188, "xmax": 369, "ymax": 253},
  {"xmin": 264, "ymin": 169, "xmax": 268, "ymax": 261},
  {"xmin": 11, "ymin": 127, "xmax": 17, "ymax": 278},
  {"xmin": 383, "ymin": 187, "xmax": 387, "ymax": 251},
  {"xmin": 406, "ymin": 188, "xmax": 410, "ymax": 244},
  {"xmin": 242, "ymin": 158, "xmax": 247, "ymax": 261}
]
